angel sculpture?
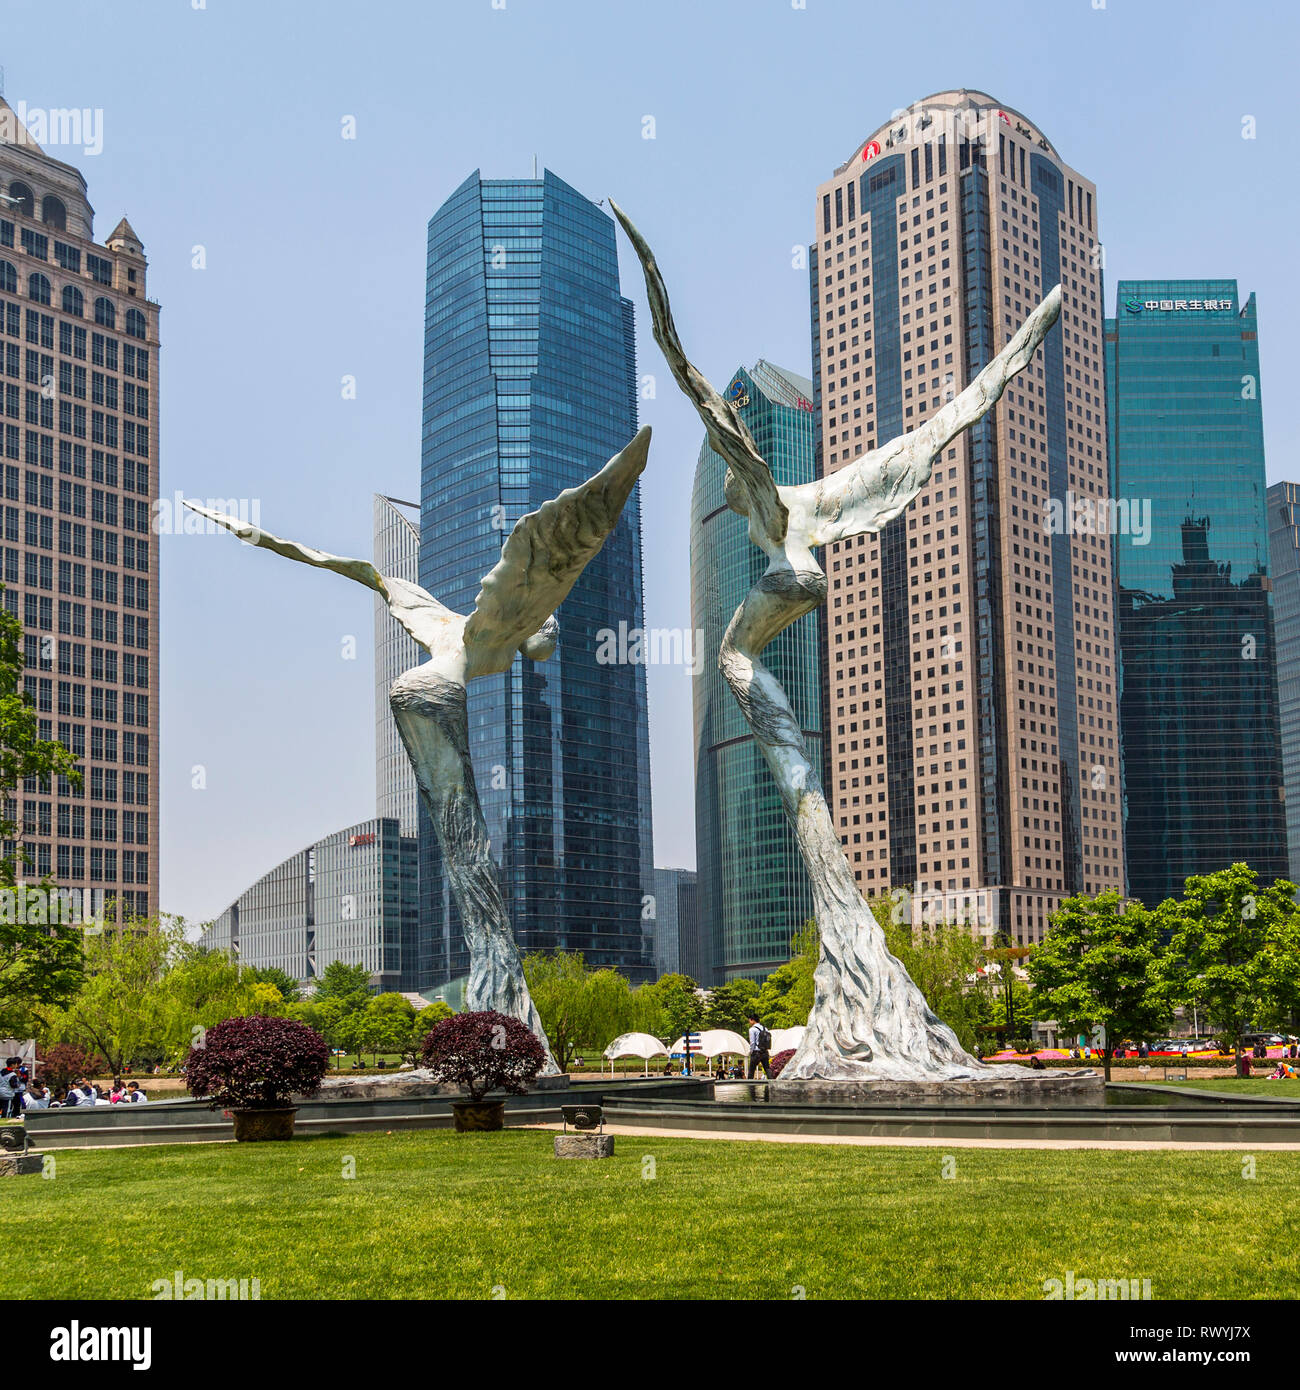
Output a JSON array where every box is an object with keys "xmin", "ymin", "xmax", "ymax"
[
  {"xmin": 185, "ymin": 425, "xmax": 652, "ymax": 1076},
  {"xmin": 612, "ymin": 201, "xmax": 1061, "ymax": 1083}
]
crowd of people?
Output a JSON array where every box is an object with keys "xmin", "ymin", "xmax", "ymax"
[{"xmin": 1, "ymin": 1058, "xmax": 147, "ymax": 1115}]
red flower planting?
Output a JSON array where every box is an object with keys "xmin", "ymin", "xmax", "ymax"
[
  {"xmin": 183, "ymin": 1014, "xmax": 330, "ymax": 1111},
  {"xmin": 769, "ymin": 1048, "xmax": 795, "ymax": 1078},
  {"xmin": 420, "ymin": 1010, "xmax": 545, "ymax": 1101}
]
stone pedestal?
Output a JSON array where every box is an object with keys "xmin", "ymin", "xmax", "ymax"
[
  {"xmin": 768, "ymin": 1071, "xmax": 1103, "ymax": 1108},
  {"xmin": 0, "ymin": 1150, "xmax": 43, "ymax": 1175},
  {"xmin": 554, "ymin": 1132, "xmax": 615, "ymax": 1159},
  {"xmin": 317, "ymin": 1071, "xmax": 573, "ymax": 1102}
]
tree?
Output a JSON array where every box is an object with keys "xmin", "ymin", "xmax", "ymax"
[
  {"xmin": 984, "ymin": 943, "xmax": 1034, "ymax": 1039},
  {"xmin": 313, "ymin": 960, "xmax": 373, "ymax": 1001},
  {"xmin": 644, "ymin": 972, "xmax": 704, "ymax": 1043},
  {"xmin": 877, "ymin": 908, "xmax": 994, "ymax": 1055},
  {"xmin": 405, "ymin": 1001, "xmax": 454, "ymax": 1065},
  {"xmin": 0, "ymin": 586, "xmax": 84, "ymax": 1030},
  {"xmin": 1150, "ymin": 864, "xmax": 1300, "ymax": 1073},
  {"xmin": 42, "ymin": 916, "xmax": 175, "ymax": 1075},
  {"xmin": 153, "ymin": 940, "xmax": 278, "ymax": 1060},
  {"xmin": 703, "ymin": 978, "xmax": 760, "ymax": 1032},
  {"xmin": 523, "ymin": 951, "xmax": 635, "ymax": 1071},
  {"xmin": 1028, "ymin": 891, "xmax": 1169, "ymax": 1079},
  {"xmin": 247, "ymin": 965, "xmax": 302, "ymax": 1004}
]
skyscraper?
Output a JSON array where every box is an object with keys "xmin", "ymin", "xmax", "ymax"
[
  {"xmin": 0, "ymin": 96, "xmax": 158, "ymax": 921},
  {"xmin": 811, "ymin": 91, "xmax": 1122, "ymax": 946},
  {"xmin": 1107, "ymin": 283, "xmax": 1286, "ymax": 904},
  {"xmin": 1268, "ymin": 481, "xmax": 1300, "ymax": 881},
  {"xmin": 373, "ymin": 494, "xmax": 420, "ymax": 838},
  {"xmin": 649, "ymin": 865, "xmax": 697, "ymax": 979},
  {"xmin": 419, "ymin": 169, "xmax": 652, "ymax": 986},
  {"xmin": 691, "ymin": 361, "xmax": 821, "ymax": 982}
]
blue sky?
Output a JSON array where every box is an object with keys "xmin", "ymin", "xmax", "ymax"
[{"xmin": 2, "ymin": 0, "xmax": 1294, "ymax": 926}]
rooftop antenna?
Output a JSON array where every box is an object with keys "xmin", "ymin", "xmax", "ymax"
[{"xmin": 531, "ymin": 153, "xmax": 537, "ymax": 179}]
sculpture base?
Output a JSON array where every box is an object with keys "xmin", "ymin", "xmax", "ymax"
[
  {"xmin": 554, "ymin": 1132, "xmax": 615, "ymax": 1159},
  {"xmin": 768, "ymin": 1071, "xmax": 1102, "ymax": 1108},
  {"xmin": 318, "ymin": 1071, "xmax": 573, "ymax": 1102},
  {"xmin": 0, "ymin": 1149, "xmax": 43, "ymax": 1175}
]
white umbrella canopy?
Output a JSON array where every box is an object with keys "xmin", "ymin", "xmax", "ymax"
[
  {"xmin": 603, "ymin": 1032, "xmax": 669, "ymax": 1061},
  {"xmin": 668, "ymin": 1029, "xmax": 749, "ymax": 1059},
  {"xmin": 602, "ymin": 1032, "xmax": 670, "ymax": 1076},
  {"xmin": 769, "ymin": 1026, "xmax": 806, "ymax": 1054}
]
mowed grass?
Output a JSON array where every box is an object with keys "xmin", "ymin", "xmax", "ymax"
[{"xmin": 8, "ymin": 1130, "xmax": 1298, "ymax": 1300}]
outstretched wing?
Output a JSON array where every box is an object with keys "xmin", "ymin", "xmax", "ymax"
[
  {"xmin": 182, "ymin": 500, "xmax": 458, "ymax": 649},
  {"xmin": 791, "ymin": 284, "xmax": 1062, "ymax": 547},
  {"xmin": 463, "ymin": 426, "xmax": 651, "ymax": 663},
  {"xmin": 609, "ymin": 200, "xmax": 788, "ymax": 552}
]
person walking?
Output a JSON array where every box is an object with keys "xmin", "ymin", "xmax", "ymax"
[
  {"xmin": 1, "ymin": 1058, "xmax": 23, "ymax": 1118},
  {"xmin": 746, "ymin": 1014, "xmax": 771, "ymax": 1080}
]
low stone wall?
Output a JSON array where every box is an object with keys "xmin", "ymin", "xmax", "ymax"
[{"xmin": 768, "ymin": 1072, "xmax": 1104, "ymax": 1108}]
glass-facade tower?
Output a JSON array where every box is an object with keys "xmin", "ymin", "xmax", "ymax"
[
  {"xmin": 1106, "ymin": 281, "xmax": 1286, "ymax": 904},
  {"xmin": 419, "ymin": 169, "xmax": 653, "ymax": 986},
  {"xmin": 691, "ymin": 362, "xmax": 822, "ymax": 983},
  {"xmin": 1268, "ymin": 481, "xmax": 1300, "ymax": 880}
]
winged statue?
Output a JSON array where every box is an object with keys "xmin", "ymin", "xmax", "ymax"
[
  {"xmin": 612, "ymin": 198, "xmax": 1061, "ymax": 1081},
  {"xmin": 186, "ymin": 425, "xmax": 652, "ymax": 1074}
]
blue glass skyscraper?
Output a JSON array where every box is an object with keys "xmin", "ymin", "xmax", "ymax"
[
  {"xmin": 418, "ymin": 169, "xmax": 653, "ymax": 986},
  {"xmin": 1106, "ymin": 281, "xmax": 1287, "ymax": 905},
  {"xmin": 691, "ymin": 362, "xmax": 822, "ymax": 983}
]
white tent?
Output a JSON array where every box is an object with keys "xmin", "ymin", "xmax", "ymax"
[
  {"xmin": 769, "ymin": 1025, "xmax": 806, "ymax": 1055},
  {"xmin": 668, "ymin": 1029, "xmax": 750, "ymax": 1073},
  {"xmin": 602, "ymin": 1032, "xmax": 669, "ymax": 1077}
]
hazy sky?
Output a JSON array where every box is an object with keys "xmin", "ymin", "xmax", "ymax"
[{"xmin": 2, "ymin": 0, "xmax": 1295, "ymax": 927}]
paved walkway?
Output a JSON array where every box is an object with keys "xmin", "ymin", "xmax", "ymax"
[{"xmin": 522, "ymin": 1122, "xmax": 1300, "ymax": 1152}]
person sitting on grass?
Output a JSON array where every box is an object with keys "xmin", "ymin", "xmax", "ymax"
[
  {"xmin": 1269, "ymin": 1062, "xmax": 1297, "ymax": 1081},
  {"xmin": 127, "ymin": 1081, "xmax": 147, "ymax": 1103}
]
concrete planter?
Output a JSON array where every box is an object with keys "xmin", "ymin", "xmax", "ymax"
[
  {"xmin": 451, "ymin": 1099, "xmax": 505, "ymax": 1132},
  {"xmin": 231, "ymin": 1107, "xmax": 298, "ymax": 1142}
]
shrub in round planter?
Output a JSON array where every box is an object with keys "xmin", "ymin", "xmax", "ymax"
[
  {"xmin": 420, "ymin": 1010, "xmax": 546, "ymax": 1132},
  {"xmin": 183, "ymin": 1015, "xmax": 329, "ymax": 1142},
  {"xmin": 769, "ymin": 1048, "xmax": 795, "ymax": 1078}
]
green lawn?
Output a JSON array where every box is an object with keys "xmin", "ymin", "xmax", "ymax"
[
  {"xmin": 8, "ymin": 1130, "xmax": 1299, "ymax": 1299},
  {"xmin": 1162, "ymin": 1077, "xmax": 1300, "ymax": 1097}
]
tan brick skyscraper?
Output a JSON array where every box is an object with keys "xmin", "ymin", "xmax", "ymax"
[
  {"xmin": 0, "ymin": 97, "xmax": 158, "ymax": 920},
  {"xmin": 813, "ymin": 90, "xmax": 1121, "ymax": 944}
]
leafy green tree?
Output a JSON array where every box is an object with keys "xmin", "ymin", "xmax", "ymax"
[
  {"xmin": 1150, "ymin": 864, "xmax": 1300, "ymax": 1071},
  {"xmin": 42, "ymin": 916, "xmax": 175, "ymax": 1074},
  {"xmin": 405, "ymin": 1000, "xmax": 454, "ymax": 1064},
  {"xmin": 152, "ymin": 937, "xmax": 279, "ymax": 1061},
  {"xmin": 877, "ymin": 907, "xmax": 994, "ymax": 1055},
  {"xmin": 703, "ymin": 978, "xmax": 760, "ymax": 1031},
  {"xmin": 0, "ymin": 586, "xmax": 84, "ymax": 1031},
  {"xmin": 644, "ymin": 971, "xmax": 704, "ymax": 1043},
  {"xmin": 1028, "ymin": 891, "xmax": 1169, "ymax": 1079},
  {"xmin": 247, "ymin": 965, "xmax": 303, "ymax": 1004},
  {"xmin": 984, "ymin": 943, "xmax": 1034, "ymax": 1039},
  {"xmin": 314, "ymin": 960, "xmax": 373, "ymax": 1001},
  {"xmin": 524, "ymin": 951, "xmax": 635, "ymax": 1070}
]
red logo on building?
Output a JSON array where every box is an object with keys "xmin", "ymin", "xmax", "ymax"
[
  {"xmin": 349, "ymin": 833, "xmax": 375, "ymax": 847},
  {"xmin": 861, "ymin": 140, "xmax": 881, "ymax": 162}
]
